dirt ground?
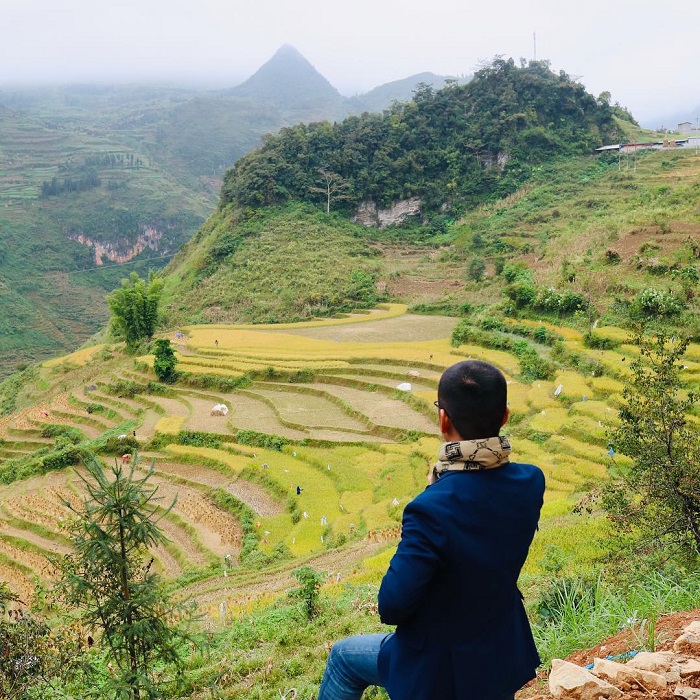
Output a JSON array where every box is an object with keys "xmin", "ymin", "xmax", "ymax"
[{"xmin": 520, "ymin": 609, "xmax": 700, "ymax": 699}]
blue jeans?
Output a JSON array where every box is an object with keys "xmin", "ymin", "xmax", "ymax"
[
  {"xmin": 318, "ymin": 633, "xmax": 518, "ymax": 699},
  {"xmin": 318, "ymin": 633, "xmax": 391, "ymax": 700}
]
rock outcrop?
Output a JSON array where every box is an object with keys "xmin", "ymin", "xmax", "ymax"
[
  {"xmin": 352, "ymin": 197, "xmax": 421, "ymax": 228},
  {"xmin": 548, "ymin": 623, "xmax": 700, "ymax": 699},
  {"xmin": 549, "ymin": 659, "xmax": 621, "ymax": 699},
  {"xmin": 69, "ymin": 227, "xmax": 163, "ymax": 265}
]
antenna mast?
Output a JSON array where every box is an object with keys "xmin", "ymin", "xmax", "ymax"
[{"xmin": 533, "ymin": 32, "xmax": 537, "ymax": 60}]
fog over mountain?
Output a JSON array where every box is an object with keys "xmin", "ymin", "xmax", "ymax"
[{"xmin": 2, "ymin": 0, "xmax": 698, "ymax": 127}]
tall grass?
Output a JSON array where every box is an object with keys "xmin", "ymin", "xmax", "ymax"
[{"xmin": 533, "ymin": 569, "xmax": 700, "ymax": 663}]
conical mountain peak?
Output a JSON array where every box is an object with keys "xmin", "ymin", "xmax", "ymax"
[{"xmin": 231, "ymin": 45, "xmax": 341, "ymax": 108}]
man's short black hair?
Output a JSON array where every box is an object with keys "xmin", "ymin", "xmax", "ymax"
[{"xmin": 437, "ymin": 360, "xmax": 507, "ymax": 440}]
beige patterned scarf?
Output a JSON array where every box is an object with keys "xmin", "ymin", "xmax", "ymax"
[{"xmin": 429, "ymin": 436, "xmax": 511, "ymax": 484}]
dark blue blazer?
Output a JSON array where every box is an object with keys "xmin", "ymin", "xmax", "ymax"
[{"xmin": 377, "ymin": 461, "xmax": 545, "ymax": 700}]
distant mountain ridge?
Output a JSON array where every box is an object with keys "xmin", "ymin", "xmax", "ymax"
[
  {"xmin": 226, "ymin": 44, "xmax": 454, "ymax": 120},
  {"xmin": 348, "ymin": 72, "xmax": 456, "ymax": 113},
  {"xmin": 228, "ymin": 45, "xmax": 343, "ymax": 110},
  {"xmin": 0, "ymin": 46, "xmax": 458, "ymax": 375}
]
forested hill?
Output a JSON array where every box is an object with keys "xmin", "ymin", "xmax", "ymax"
[{"xmin": 221, "ymin": 58, "xmax": 625, "ymax": 217}]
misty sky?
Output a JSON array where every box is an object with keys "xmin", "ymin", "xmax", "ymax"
[{"xmin": 2, "ymin": 0, "xmax": 699, "ymax": 126}]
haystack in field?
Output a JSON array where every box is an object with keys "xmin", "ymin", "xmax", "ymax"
[{"xmin": 210, "ymin": 404, "xmax": 229, "ymax": 416}]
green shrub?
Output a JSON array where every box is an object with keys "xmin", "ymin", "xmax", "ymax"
[
  {"xmin": 105, "ymin": 379, "xmax": 145, "ymax": 399},
  {"xmin": 291, "ymin": 566, "xmax": 324, "ymax": 620},
  {"xmin": 41, "ymin": 445, "xmax": 83, "ymax": 472},
  {"xmin": 583, "ymin": 333, "xmax": 620, "ymax": 350},
  {"xmin": 180, "ymin": 373, "xmax": 253, "ymax": 391},
  {"xmin": 535, "ymin": 574, "xmax": 599, "ymax": 623},
  {"xmin": 97, "ymin": 435, "xmax": 139, "ymax": 455},
  {"xmin": 288, "ymin": 369, "xmax": 315, "ymax": 383},
  {"xmin": 209, "ymin": 489, "xmax": 261, "ymax": 566},
  {"xmin": 236, "ymin": 430, "xmax": 289, "ymax": 451},
  {"xmin": 40, "ymin": 424, "xmax": 84, "ymax": 443},
  {"xmin": 604, "ymin": 249, "xmax": 621, "ymax": 264},
  {"xmin": 411, "ymin": 300, "xmax": 473, "ymax": 316},
  {"xmin": 467, "ymin": 259, "xmax": 486, "ymax": 282},
  {"xmin": 177, "ymin": 430, "xmax": 222, "ymax": 449},
  {"xmin": 505, "ymin": 281, "xmax": 537, "ymax": 308},
  {"xmin": 502, "ymin": 262, "xmax": 532, "ymax": 283},
  {"xmin": 153, "ymin": 338, "xmax": 178, "ymax": 384},
  {"xmin": 0, "ymin": 366, "xmax": 40, "ymax": 415},
  {"xmin": 535, "ymin": 287, "xmax": 587, "ymax": 314},
  {"xmin": 479, "ymin": 316, "xmax": 506, "ymax": 331},
  {"xmin": 513, "ymin": 342, "xmax": 555, "ymax": 381},
  {"xmin": 630, "ymin": 288, "xmax": 683, "ymax": 318}
]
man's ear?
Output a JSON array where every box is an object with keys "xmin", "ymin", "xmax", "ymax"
[
  {"xmin": 439, "ymin": 409, "xmax": 453, "ymax": 437},
  {"xmin": 501, "ymin": 406, "xmax": 510, "ymax": 427}
]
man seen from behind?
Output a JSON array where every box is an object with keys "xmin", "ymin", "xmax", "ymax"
[{"xmin": 318, "ymin": 359, "xmax": 545, "ymax": 700}]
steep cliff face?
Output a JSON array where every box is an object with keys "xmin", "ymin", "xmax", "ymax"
[
  {"xmin": 352, "ymin": 198, "xmax": 422, "ymax": 228},
  {"xmin": 69, "ymin": 227, "xmax": 163, "ymax": 265}
]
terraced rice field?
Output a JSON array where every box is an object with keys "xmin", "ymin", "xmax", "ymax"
[{"xmin": 0, "ymin": 305, "xmax": 695, "ymax": 615}]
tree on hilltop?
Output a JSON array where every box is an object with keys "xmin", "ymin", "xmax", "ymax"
[
  {"xmin": 308, "ymin": 167, "xmax": 352, "ymax": 214},
  {"xmin": 221, "ymin": 57, "xmax": 620, "ymax": 218},
  {"xmin": 107, "ymin": 272, "xmax": 163, "ymax": 352}
]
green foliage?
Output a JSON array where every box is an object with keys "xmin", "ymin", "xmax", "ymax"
[
  {"xmin": 536, "ymin": 573, "xmax": 599, "ymax": 624},
  {"xmin": 152, "ymin": 339, "xmax": 178, "ymax": 383},
  {"xmin": 176, "ymin": 430, "xmax": 223, "ymax": 449},
  {"xmin": 54, "ymin": 453, "xmax": 193, "ymax": 700},
  {"xmin": 502, "ymin": 261, "xmax": 533, "ymax": 283},
  {"xmin": 532, "ymin": 567, "xmax": 700, "ymax": 663},
  {"xmin": 287, "ymin": 369, "xmax": 315, "ymax": 383},
  {"xmin": 467, "ymin": 258, "xmax": 486, "ymax": 282},
  {"xmin": 672, "ymin": 265, "xmax": 699, "ymax": 300},
  {"xmin": 582, "ymin": 332, "xmax": 620, "ymax": 350},
  {"xmin": 0, "ymin": 366, "xmax": 39, "ymax": 415},
  {"xmin": 505, "ymin": 281, "xmax": 537, "ymax": 308},
  {"xmin": 536, "ymin": 287, "xmax": 588, "ymax": 314},
  {"xmin": 97, "ymin": 434, "xmax": 140, "ymax": 456},
  {"xmin": 0, "ymin": 598, "xmax": 85, "ymax": 699},
  {"xmin": 630, "ymin": 287, "xmax": 683, "ymax": 319},
  {"xmin": 103, "ymin": 378, "xmax": 169, "ymax": 400},
  {"xmin": 236, "ymin": 430, "xmax": 289, "ymax": 451},
  {"xmin": 208, "ymin": 489, "xmax": 262, "ymax": 566},
  {"xmin": 505, "ymin": 283, "xmax": 587, "ymax": 315},
  {"xmin": 161, "ymin": 206, "xmax": 384, "ymax": 327},
  {"xmin": 39, "ymin": 423, "xmax": 85, "ymax": 443},
  {"xmin": 41, "ymin": 169, "xmax": 101, "ymax": 197},
  {"xmin": 451, "ymin": 320, "xmax": 554, "ymax": 381},
  {"xmin": 39, "ymin": 445, "xmax": 83, "ymax": 472},
  {"xmin": 291, "ymin": 566, "xmax": 324, "ymax": 620},
  {"xmin": 603, "ymin": 330, "xmax": 700, "ymax": 560},
  {"xmin": 221, "ymin": 59, "xmax": 619, "ymax": 216},
  {"xmin": 516, "ymin": 343, "xmax": 555, "ymax": 381},
  {"xmin": 410, "ymin": 300, "xmax": 472, "ymax": 316},
  {"xmin": 107, "ymin": 272, "xmax": 164, "ymax": 351},
  {"xmin": 179, "ymin": 372, "xmax": 253, "ymax": 392}
]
